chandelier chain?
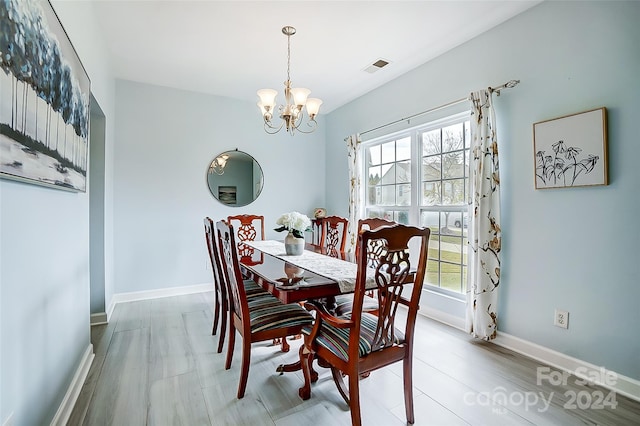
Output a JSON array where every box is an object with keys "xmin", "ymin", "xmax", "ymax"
[{"xmin": 286, "ymin": 32, "xmax": 291, "ymax": 82}]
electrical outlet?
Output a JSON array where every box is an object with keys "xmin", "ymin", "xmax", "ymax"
[{"xmin": 554, "ymin": 309, "xmax": 569, "ymax": 329}]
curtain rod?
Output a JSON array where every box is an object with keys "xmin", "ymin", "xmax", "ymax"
[{"xmin": 360, "ymin": 79, "xmax": 520, "ymax": 137}]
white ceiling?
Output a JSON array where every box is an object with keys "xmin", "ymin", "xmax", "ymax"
[{"xmin": 91, "ymin": 0, "xmax": 540, "ymax": 113}]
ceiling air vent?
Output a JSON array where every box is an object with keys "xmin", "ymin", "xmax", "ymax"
[{"xmin": 363, "ymin": 59, "xmax": 390, "ymax": 74}]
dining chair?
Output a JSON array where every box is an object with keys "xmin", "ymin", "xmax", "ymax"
[
  {"xmin": 216, "ymin": 219, "xmax": 314, "ymax": 399},
  {"xmin": 228, "ymin": 214, "xmax": 265, "ymax": 266},
  {"xmin": 332, "ymin": 217, "xmax": 396, "ymax": 317},
  {"xmin": 298, "ymin": 223, "xmax": 431, "ymax": 426},
  {"xmin": 319, "ymin": 215, "xmax": 348, "ymax": 258},
  {"xmin": 204, "ymin": 217, "xmax": 271, "ymax": 353}
]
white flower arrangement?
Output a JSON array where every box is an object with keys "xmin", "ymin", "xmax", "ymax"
[{"xmin": 275, "ymin": 211, "xmax": 311, "ymax": 239}]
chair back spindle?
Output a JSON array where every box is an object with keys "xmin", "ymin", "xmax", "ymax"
[
  {"xmin": 228, "ymin": 214, "xmax": 265, "ymax": 266},
  {"xmin": 216, "ymin": 220, "xmax": 249, "ymax": 330},
  {"xmin": 319, "ymin": 215, "xmax": 348, "ymax": 257}
]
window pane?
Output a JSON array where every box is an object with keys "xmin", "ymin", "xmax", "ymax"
[
  {"xmin": 396, "ymin": 160, "xmax": 411, "ymax": 183},
  {"xmin": 397, "ymin": 184, "xmax": 411, "ymax": 206},
  {"xmin": 368, "ymin": 165, "xmax": 381, "ymax": 184},
  {"xmin": 396, "ymin": 137, "xmax": 411, "ymax": 161},
  {"xmin": 442, "ymin": 179, "xmax": 465, "ymax": 205},
  {"xmin": 381, "ymin": 141, "xmax": 395, "ymax": 163},
  {"xmin": 442, "ymin": 152, "xmax": 464, "ymax": 179},
  {"xmin": 420, "ymin": 211, "xmax": 440, "ymax": 235},
  {"xmin": 366, "ymin": 185, "xmax": 378, "ymax": 205},
  {"xmin": 380, "ymin": 185, "xmax": 395, "ymax": 205},
  {"xmin": 379, "ymin": 164, "xmax": 394, "ymax": 185},
  {"xmin": 446, "ymin": 211, "xmax": 465, "ymax": 230},
  {"xmin": 422, "ymin": 155, "xmax": 441, "ymax": 181},
  {"xmin": 422, "ymin": 129, "xmax": 441, "ymax": 155},
  {"xmin": 393, "ymin": 211, "xmax": 410, "ymax": 224},
  {"xmin": 440, "ymin": 235, "xmax": 462, "ymax": 265},
  {"xmin": 421, "ymin": 181, "xmax": 440, "ymax": 206},
  {"xmin": 367, "ymin": 145, "xmax": 381, "ymax": 166},
  {"xmin": 443, "ymin": 123, "xmax": 464, "ymax": 151},
  {"xmin": 440, "ymin": 262, "xmax": 462, "ymax": 293},
  {"xmin": 426, "ymin": 259, "xmax": 440, "ymax": 287}
]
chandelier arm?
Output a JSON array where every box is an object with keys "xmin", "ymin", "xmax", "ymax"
[
  {"xmin": 291, "ymin": 118, "xmax": 318, "ymax": 134},
  {"xmin": 264, "ymin": 120, "xmax": 285, "ymax": 134}
]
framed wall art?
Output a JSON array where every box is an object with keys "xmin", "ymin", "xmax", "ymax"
[
  {"xmin": 0, "ymin": 0, "xmax": 91, "ymax": 192},
  {"xmin": 533, "ymin": 107, "xmax": 607, "ymax": 189}
]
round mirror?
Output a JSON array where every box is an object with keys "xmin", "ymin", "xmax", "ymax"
[{"xmin": 207, "ymin": 150, "xmax": 264, "ymax": 207}]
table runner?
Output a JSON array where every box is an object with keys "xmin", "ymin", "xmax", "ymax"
[{"xmin": 243, "ymin": 240, "xmax": 375, "ymax": 293}]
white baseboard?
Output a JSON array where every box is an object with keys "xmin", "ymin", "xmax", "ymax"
[
  {"xmin": 420, "ymin": 306, "xmax": 466, "ymax": 331},
  {"xmin": 106, "ymin": 283, "xmax": 211, "ymax": 318},
  {"xmin": 50, "ymin": 344, "xmax": 94, "ymax": 426},
  {"xmin": 419, "ymin": 308, "xmax": 640, "ymax": 403},
  {"xmin": 90, "ymin": 312, "xmax": 107, "ymax": 326},
  {"xmin": 494, "ymin": 332, "xmax": 640, "ymax": 403}
]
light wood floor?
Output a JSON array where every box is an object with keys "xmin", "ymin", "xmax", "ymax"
[{"xmin": 69, "ymin": 292, "xmax": 640, "ymax": 425}]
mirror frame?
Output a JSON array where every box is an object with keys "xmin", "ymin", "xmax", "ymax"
[{"xmin": 206, "ymin": 149, "xmax": 264, "ymax": 207}]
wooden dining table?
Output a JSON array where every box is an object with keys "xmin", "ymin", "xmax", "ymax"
[{"xmin": 238, "ymin": 241, "xmax": 353, "ymax": 305}]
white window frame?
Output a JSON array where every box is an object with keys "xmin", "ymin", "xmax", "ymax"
[{"xmin": 360, "ymin": 111, "xmax": 470, "ymax": 299}]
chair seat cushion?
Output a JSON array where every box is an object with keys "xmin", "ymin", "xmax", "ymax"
[
  {"xmin": 333, "ymin": 294, "xmax": 379, "ymax": 317},
  {"xmin": 250, "ymin": 302, "xmax": 313, "ymax": 333},
  {"xmin": 302, "ymin": 313, "xmax": 404, "ymax": 362}
]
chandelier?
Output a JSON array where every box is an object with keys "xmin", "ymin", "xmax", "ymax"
[
  {"xmin": 209, "ymin": 153, "xmax": 229, "ymax": 175},
  {"xmin": 257, "ymin": 26, "xmax": 322, "ymax": 135}
]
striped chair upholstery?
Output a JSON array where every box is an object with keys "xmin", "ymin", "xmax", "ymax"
[
  {"xmin": 302, "ymin": 313, "xmax": 402, "ymax": 362},
  {"xmin": 250, "ymin": 303, "xmax": 316, "ymax": 333},
  {"xmin": 298, "ymin": 223, "xmax": 431, "ymax": 426},
  {"xmin": 333, "ymin": 294, "xmax": 379, "ymax": 317},
  {"xmin": 216, "ymin": 219, "xmax": 313, "ymax": 399}
]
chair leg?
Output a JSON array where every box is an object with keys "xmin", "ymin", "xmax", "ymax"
[
  {"xmin": 237, "ymin": 337, "xmax": 252, "ymax": 399},
  {"xmin": 212, "ymin": 298, "xmax": 220, "ymax": 335},
  {"xmin": 331, "ymin": 367, "xmax": 350, "ymax": 405},
  {"xmin": 225, "ymin": 323, "xmax": 235, "ymax": 370},
  {"xmin": 281, "ymin": 337, "xmax": 290, "ymax": 352},
  {"xmin": 298, "ymin": 342, "xmax": 315, "ymax": 400},
  {"xmin": 217, "ymin": 298, "xmax": 228, "ymax": 354},
  {"xmin": 403, "ymin": 355, "xmax": 415, "ymax": 424},
  {"xmin": 348, "ymin": 370, "xmax": 362, "ymax": 426}
]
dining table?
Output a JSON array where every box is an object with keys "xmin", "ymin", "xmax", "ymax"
[{"xmin": 238, "ymin": 240, "xmax": 359, "ymax": 305}]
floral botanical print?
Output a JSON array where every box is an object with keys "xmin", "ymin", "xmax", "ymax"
[
  {"xmin": 466, "ymin": 90, "xmax": 501, "ymax": 341},
  {"xmin": 535, "ymin": 140, "xmax": 600, "ymax": 187}
]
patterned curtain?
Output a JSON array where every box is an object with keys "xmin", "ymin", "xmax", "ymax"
[
  {"xmin": 465, "ymin": 90, "xmax": 501, "ymax": 341},
  {"xmin": 345, "ymin": 134, "xmax": 362, "ymax": 253}
]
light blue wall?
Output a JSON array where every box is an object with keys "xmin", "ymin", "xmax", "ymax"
[
  {"xmin": 325, "ymin": 1, "xmax": 640, "ymax": 380},
  {"xmin": 113, "ymin": 81, "xmax": 326, "ymax": 294},
  {"xmin": 0, "ymin": 2, "xmax": 116, "ymax": 425}
]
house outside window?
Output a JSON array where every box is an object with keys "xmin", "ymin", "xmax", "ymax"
[{"xmin": 363, "ymin": 112, "xmax": 470, "ymax": 296}]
